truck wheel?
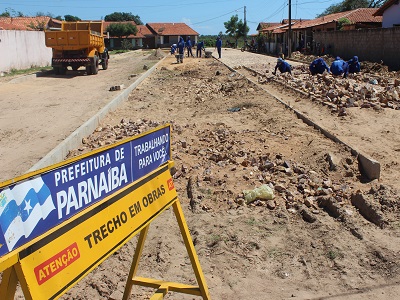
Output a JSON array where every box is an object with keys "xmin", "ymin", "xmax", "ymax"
[
  {"xmin": 91, "ymin": 56, "xmax": 99, "ymax": 75},
  {"xmin": 59, "ymin": 67, "xmax": 67, "ymax": 75},
  {"xmin": 86, "ymin": 65, "xmax": 92, "ymax": 75},
  {"xmin": 102, "ymin": 56, "xmax": 108, "ymax": 70}
]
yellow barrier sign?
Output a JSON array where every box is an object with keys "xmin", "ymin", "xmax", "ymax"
[{"xmin": 18, "ymin": 166, "xmax": 177, "ymax": 299}]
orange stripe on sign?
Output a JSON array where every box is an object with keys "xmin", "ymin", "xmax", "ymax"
[{"xmin": 34, "ymin": 242, "xmax": 80, "ymax": 285}]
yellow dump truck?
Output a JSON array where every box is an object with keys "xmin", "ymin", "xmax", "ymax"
[{"xmin": 45, "ymin": 21, "xmax": 109, "ymax": 75}]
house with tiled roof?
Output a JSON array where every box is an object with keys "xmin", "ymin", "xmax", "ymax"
[
  {"xmin": 373, "ymin": 0, "xmax": 400, "ymax": 28},
  {"xmin": 146, "ymin": 23, "xmax": 199, "ymax": 48},
  {"xmin": 103, "ymin": 22, "xmax": 198, "ymax": 49},
  {"xmin": 256, "ymin": 20, "xmax": 301, "ymax": 55},
  {"xmin": 290, "ymin": 8, "xmax": 381, "ymax": 54}
]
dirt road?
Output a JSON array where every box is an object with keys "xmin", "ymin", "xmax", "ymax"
[
  {"xmin": 59, "ymin": 52, "xmax": 400, "ymax": 299},
  {"xmin": 0, "ymin": 50, "xmax": 161, "ymax": 182},
  {"xmin": 3, "ymin": 49, "xmax": 400, "ymax": 299}
]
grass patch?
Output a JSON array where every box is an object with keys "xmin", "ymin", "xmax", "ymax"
[
  {"xmin": 245, "ymin": 217, "xmax": 258, "ymax": 226},
  {"xmin": 327, "ymin": 249, "xmax": 343, "ymax": 260},
  {"xmin": 3, "ymin": 66, "xmax": 52, "ymax": 77}
]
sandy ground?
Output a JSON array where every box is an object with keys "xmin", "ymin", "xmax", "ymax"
[
  {"xmin": 2, "ymin": 49, "xmax": 400, "ymax": 299},
  {"xmin": 0, "ymin": 50, "xmax": 161, "ymax": 182}
]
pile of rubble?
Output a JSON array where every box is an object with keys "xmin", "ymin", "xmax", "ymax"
[{"xmin": 248, "ymin": 60, "xmax": 400, "ymax": 113}]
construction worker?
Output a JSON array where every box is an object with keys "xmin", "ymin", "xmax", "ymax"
[
  {"xmin": 196, "ymin": 40, "xmax": 205, "ymax": 58},
  {"xmin": 330, "ymin": 56, "xmax": 349, "ymax": 78},
  {"xmin": 273, "ymin": 58, "xmax": 292, "ymax": 75},
  {"xmin": 309, "ymin": 57, "xmax": 330, "ymax": 75},
  {"xmin": 177, "ymin": 37, "xmax": 185, "ymax": 63},
  {"xmin": 215, "ymin": 36, "xmax": 222, "ymax": 59},
  {"xmin": 186, "ymin": 36, "xmax": 194, "ymax": 57},
  {"xmin": 347, "ymin": 56, "xmax": 361, "ymax": 74}
]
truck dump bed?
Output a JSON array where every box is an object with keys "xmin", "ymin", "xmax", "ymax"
[{"xmin": 45, "ymin": 22, "xmax": 104, "ymax": 51}]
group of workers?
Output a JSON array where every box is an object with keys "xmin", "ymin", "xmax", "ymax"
[
  {"xmin": 170, "ymin": 36, "xmax": 205, "ymax": 63},
  {"xmin": 273, "ymin": 54, "xmax": 361, "ymax": 77}
]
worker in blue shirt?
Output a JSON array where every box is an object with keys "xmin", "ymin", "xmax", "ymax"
[
  {"xmin": 196, "ymin": 40, "xmax": 205, "ymax": 58},
  {"xmin": 177, "ymin": 37, "xmax": 185, "ymax": 63},
  {"xmin": 309, "ymin": 57, "xmax": 330, "ymax": 75},
  {"xmin": 347, "ymin": 56, "xmax": 361, "ymax": 74},
  {"xmin": 170, "ymin": 44, "xmax": 177, "ymax": 55},
  {"xmin": 186, "ymin": 36, "xmax": 194, "ymax": 57},
  {"xmin": 215, "ymin": 36, "xmax": 222, "ymax": 59},
  {"xmin": 273, "ymin": 58, "xmax": 292, "ymax": 75},
  {"xmin": 330, "ymin": 56, "xmax": 349, "ymax": 78}
]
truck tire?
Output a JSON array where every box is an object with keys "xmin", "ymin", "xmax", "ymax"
[
  {"xmin": 102, "ymin": 54, "xmax": 108, "ymax": 70},
  {"xmin": 86, "ymin": 65, "xmax": 92, "ymax": 75},
  {"xmin": 59, "ymin": 67, "xmax": 67, "ymax": 75},
  {"xmin": 91, "ymin": 55, "xmax": 99, "ymax": 75}
]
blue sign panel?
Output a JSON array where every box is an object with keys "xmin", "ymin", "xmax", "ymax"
[{"xmin": 0, "ymin": 125, "xmax": 171, "ymax": 258}]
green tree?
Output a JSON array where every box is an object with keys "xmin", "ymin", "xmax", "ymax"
[
  {"xmin": 224, "ymin": 15, "xmax": 238, "ymax": 39},
  {"xmin": 337, "ymin": 17, "xmax": 352, "ymax": 30},
  {"xmin": 106, "ymin": 23, "xmax": 138, "ymax": 39},
  {"xmin": 0, "ymin": 11, "xmax": 10, "ymax": 17},
  {"xmin": 64, "ymin": 15, "xmax": 81, "ymax": 21},
  {"xmin": 27, "ymin": 20, "xmax": 46, "ymax": 31},
  {"xmin": 104, "ymin": 12, "xmax": 143, "ymax": 25},
  {"xmin": 1, "ymin": 8, "xmax": 24, "ymax": 17},
  {"xmin": 317, "ymin": 0, "xmax": 385, "ymax": 17},
  {"xmin": 224, "ymin": 15, "xmax": 248, "ymax": 46},
  {"xmin": 54, "ymin": 15, "xmax": 63, "ymax": 21}
]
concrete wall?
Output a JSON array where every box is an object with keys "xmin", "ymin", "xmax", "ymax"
[
  {"xmin": 314, "ymin": 27, "xmax": 400, "ymax": 71},
  {"xmin": 0, "ymin": 30, "xmax": 52, "ymax": 72}
]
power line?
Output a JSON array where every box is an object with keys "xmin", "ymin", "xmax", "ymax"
[{"xmin": 191, "ymin": 6, "xmax": 244, "ymax": 25}]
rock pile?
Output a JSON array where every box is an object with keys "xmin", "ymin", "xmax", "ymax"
[{"xmin": 248, "ymin": 58, "xmax": 400, "ymax": 113}]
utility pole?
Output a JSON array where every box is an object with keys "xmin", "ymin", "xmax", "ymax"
[
  {"xmin": 288, "ymin": 0, "xmax": 292, "ymax": 58},
  {"xmin": 244, "ymin": 6, "xmax": 247, "ymax": 43}
]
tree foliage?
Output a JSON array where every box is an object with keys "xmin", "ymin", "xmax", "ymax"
[
  {"xmin": 224, "ymin": 14, "xmax": 249, "ymax": 44},
  {"xmin": 106, "ymin": 23, "xmax": 138, "ymax": 38},
  {"xmin": 104, "ymin": 12, "xmax": 143, "ymax": 25},
  {"xmin": 1, "ymin": 8, "xmax": 24, "ymax": 17},
  {"xmin": 317, "ymin": 0, "xmax": 385, "ymax": 17},
  {"xmin": 64, "ymin": 15, "xmax": 81, "ymax": 22}
]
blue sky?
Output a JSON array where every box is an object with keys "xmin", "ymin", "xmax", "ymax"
[{"xmin": 0, "ymin": 0, "xmax": 339, "ymax": 35}]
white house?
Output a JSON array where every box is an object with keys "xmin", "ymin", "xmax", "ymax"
[{"xmin": 374, "ymin": 0, "xmax": 400, "ymax": 28}]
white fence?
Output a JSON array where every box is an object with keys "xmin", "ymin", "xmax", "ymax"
[{"xmin": 0, "ymin": 30, "xmax": 52, "ymax": 72}]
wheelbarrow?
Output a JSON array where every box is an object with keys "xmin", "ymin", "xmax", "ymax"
[
  {"xmin": 204, "ymin": 51, "xmax": 213, "ymax": 58},
  {"xmin": 175, "ymin": 54, "xmax": 184, "ymax": 63}
]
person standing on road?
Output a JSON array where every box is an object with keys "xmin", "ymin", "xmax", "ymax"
[
  {"xmin": 309, "ymin": 57, "xmax": 330, "ymax": 75},
  {"xmin": 177, "ymin": 37, "xmax": 185, "ymax": 63},
  {"xmin": 186, "ymin": 36, "xmax": 194, "ymax": 57},
  {"xmin": 215, "ymin": 36, "xmax": 222, "ymax": 59},
  {"xmin": 273, "ymin": 58, "xmax": 292, "ymax": 75},
  {"xmin": 347, "ymin": 56, "xmax": 361, "ymax": 74},
  {"xmin": 330, "ymin": 56, "xmax": 349, "ymax": 78},
  {"xmin": 196, "ymin": 40, "xmax": 205, "ymax": 58}
]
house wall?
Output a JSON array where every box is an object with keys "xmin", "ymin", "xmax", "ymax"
[
  {"xmin": 314, "ymin": 26, "xmax": 400, "ymax": 70},
  {"xmin": 382, "ymin": 3, "xmax": 400, "ymax": 28},
  {"xmin": 0, "ymin": 30, "xmax": 52, "ymax": 72}
]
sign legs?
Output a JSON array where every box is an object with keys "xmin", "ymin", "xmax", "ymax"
[{"xmin": 123, "ymin": 199, "xmax": 210, "ymax": 299}]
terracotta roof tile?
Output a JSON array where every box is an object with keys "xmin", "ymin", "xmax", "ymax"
[
  {"xmin": 146, "ymin": 23, "xmax": 198, "ymax": 36},
  {"xmin": 0, "ymin": 16, "xmax": 50, "ymax": 30},
  {"xmin": 292, "ymin": 8, "xmax": 381, "ymax": 30}
]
